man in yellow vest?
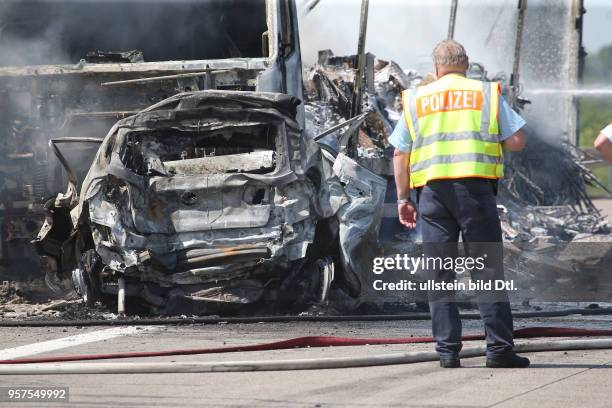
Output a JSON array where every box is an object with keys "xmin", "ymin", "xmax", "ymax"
[{"xmin": 390, "ymin": 40, "xmax": 529, "ymax": 368}]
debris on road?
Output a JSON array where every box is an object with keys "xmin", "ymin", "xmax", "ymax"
[{"xmin": 304, "ymin": 49, "xmax": 611, "ymax": 305}]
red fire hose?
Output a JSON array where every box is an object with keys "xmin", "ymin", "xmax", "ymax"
[{"xmin": 2, "ymin": 326, "xmax": 611, "ymax": 365}]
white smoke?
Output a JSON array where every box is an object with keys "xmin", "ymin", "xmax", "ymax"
[
  {"xmin": 297, "ymin": 0, "xmax": 611, "ymax": 143},
  {"xmin": 297, "ymin": 0, "xmax": 518, "ymax": 74}
]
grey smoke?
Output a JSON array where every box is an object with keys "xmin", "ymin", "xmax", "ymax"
[{"xmin": 0, "ymin": 0, "xmax": 267, "ymax": 67}]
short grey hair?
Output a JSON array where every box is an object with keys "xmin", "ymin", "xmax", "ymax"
[{"xmin": 432, "ymin": 40, "xmax": 469, "ymax": 67}]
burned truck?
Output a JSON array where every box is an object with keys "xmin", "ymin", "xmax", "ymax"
[{"xmin": 0, "ymin": 0, "xmax": 386, "ymax": 314}]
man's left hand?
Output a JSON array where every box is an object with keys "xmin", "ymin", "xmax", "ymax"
[{"xmin": 398, "ymin": 201, "xmax": 417, "ymax": 229}]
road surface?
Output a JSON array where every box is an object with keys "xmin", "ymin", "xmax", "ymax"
[{"xmin": 0, "ymin": 316, "xmax": 610, "ymax": 407}]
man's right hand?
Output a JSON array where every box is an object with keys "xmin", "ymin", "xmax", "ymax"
[{"xmin": 398, "ymin": 201, "xmax": 417, "ymax": 229}]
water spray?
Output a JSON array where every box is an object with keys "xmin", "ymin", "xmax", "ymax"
[{"xmin": 525, "ymin": 88, "xmax": 612, "ymax": 97}]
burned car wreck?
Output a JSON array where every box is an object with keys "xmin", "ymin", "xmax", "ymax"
[{"xmin": 35, "ymin": 90, "xmax": 386, "ymax": 315}]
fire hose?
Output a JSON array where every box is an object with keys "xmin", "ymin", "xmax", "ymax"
[
  {"xmin": 2, "ymin": 339, "xmax": 612, "ymax": 375},
  {"xmin": 1, "ymin": 327, "xmax": 612, "ymax": 374}
]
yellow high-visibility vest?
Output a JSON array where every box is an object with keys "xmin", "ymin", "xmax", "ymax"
[{"xmin": 402, "ymin": 74, "xmax": 503, "ymax": 188}]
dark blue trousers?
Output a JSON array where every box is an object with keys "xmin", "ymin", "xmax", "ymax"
[{"xmin": 418, "ymin": 178, "xmax": 514, "ymax": 359}]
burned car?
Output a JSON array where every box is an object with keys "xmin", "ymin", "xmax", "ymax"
[{"xmin": 35, "ymin": 90, "xmax": 387, "ymax": 315}]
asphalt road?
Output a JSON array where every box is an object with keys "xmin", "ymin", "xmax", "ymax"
[{"xmin": 0, "ymin": 316, "xmax": 611, "ymax": 407}]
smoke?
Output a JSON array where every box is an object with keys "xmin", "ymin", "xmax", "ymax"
[
  {"xmin": 0, "ymin": 0, "xmax": 267, "ymax": 66},
  {"xmin": 0, "ymin": 17, "xmax": 70, "ymax": 66},
  {"xmin": 298, "ymin": 0, "xmax": 590, "ymax": 142},
  {"xmin": 298, "ymin": 0, "xmax": 448, "ymax": 71},
  {"xmin": 297, "ymin": 0, "xmax": 520, "ymax": 73}
]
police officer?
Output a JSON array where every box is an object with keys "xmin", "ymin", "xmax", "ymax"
[{"xmin": 390, "ymin": 40, "xmax": 530, "ymax": 368}]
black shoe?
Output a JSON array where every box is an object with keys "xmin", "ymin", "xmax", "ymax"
[
  {"xmin": 440, "ymin": 358, "xmax": 461, "ymax": 368},
  {"xmin": 486, "ymin": 352, "xmax": 530, "ymax": 368}
]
